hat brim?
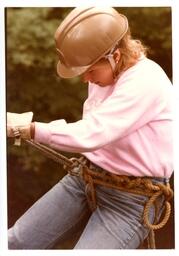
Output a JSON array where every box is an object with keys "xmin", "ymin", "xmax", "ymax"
[{"xmin": 57, "ymin": 61, "xmax": 91, "ymax": 78}]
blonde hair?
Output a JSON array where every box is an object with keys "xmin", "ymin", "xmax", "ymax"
[{"xmin": 114, "ymin": 28, "xmax": 148, "ymax": 77}]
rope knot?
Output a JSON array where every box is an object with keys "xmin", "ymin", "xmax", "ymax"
[
  {"xmin": 66, "ymin": 156, "xmax": 86, "ymax": 176},
  {"xmin": 157, "ymin": 182, "xmax": 174, "ymax": 201}
]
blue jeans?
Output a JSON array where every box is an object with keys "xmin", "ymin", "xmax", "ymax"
[{"xmin": 8, "ymin": 173, "xmax": 165, "ymax": 249}]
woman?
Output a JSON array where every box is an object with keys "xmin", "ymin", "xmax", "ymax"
[{"xmin": 7, "ymin": 7, "xmax": 174, "ymax": 249}]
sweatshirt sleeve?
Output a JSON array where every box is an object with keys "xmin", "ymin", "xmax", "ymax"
[{"xmin": 34, "ymin": 61, "xmax": 172, "ymax": 153}]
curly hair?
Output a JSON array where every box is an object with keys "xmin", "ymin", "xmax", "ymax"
[{"xmin": 113, "ymin": 28, "xmax": 148, "ymax": 77}]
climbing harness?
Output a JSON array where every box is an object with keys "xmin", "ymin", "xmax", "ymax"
[
  {"xmin": 22, "ymin": 140, "xmax": 173, "ymax": 249},
  {"xmin": 81, "ymin": 163, "xmax": 173, "ymax": 249}
]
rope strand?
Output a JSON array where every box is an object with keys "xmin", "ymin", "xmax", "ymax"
[
  {"xmin": 24, "ymin": 140, "xmax": 173, "ymax": 249},
  {"xmin": 82, "ymin": 166, "xmax": 173, "ymax": 249}
]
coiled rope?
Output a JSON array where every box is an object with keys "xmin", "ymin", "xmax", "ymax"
[
  {"xmin": 25, "ymin": 140, "xmax": 173, "ymax": 249},
  {"xmin": 82, "ymin": 166, "xmax": 173, "ymax": 249}
]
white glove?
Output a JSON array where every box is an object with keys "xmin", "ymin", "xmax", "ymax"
[{"xmin": 7, "ymin": 112, "xmax": 33, "ymax": 145}]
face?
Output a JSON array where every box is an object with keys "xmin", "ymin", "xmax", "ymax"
[{"xmin": 81, "ymin": 59, "xmax": 115, "ymax": 87}]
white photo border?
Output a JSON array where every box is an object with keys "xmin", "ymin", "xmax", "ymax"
[{"xmin": 0, "ymin": 0, "xmax": 179, "ymax": 256}]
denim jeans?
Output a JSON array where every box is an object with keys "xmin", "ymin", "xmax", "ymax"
[{"xmin": 8, "ymin": 172, "xmax": 165, "ymax": 249}]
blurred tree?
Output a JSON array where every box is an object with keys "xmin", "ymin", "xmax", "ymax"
[
  {"xmin": 7, "ymin": 7, "xmax": 86, "ymax": 228},
  {"xmin": 117, "ymin": 7, "xmax": 172, "ymax": 79},
  {"xmin": 6, "ymin": 7, "xmax": 173, "ymax": 249}
]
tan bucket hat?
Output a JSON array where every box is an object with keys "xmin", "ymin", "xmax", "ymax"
[{"xmin": 55, "ymin": 7, "xmax": 128, "ymax": 78}]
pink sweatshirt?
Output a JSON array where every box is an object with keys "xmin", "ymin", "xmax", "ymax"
[{"xmin": 34, "ymin": 57, "xmax": 174, "ymax": 178}]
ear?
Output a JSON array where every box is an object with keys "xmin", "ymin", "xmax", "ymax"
[{"xmin": 113, "ymin": 49, "xmax": 121, "ymax": 64}]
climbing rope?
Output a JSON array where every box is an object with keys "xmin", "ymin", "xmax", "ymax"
[
  {"xmin": 25, "ymin": 140, "xmax": 73, "ymax": 167},
  {"xmin": 82, "ymin": 166, "xmax": 173, "ymax": 249},
  {"xmin": 24, "ymin": 139, "xmax": 173, "ymax": 249}
]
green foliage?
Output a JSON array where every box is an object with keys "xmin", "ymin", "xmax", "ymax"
[
  {"xmin": 7, "ymin": 8, "xmax": 71, "ymax": 68},
  {"xmin": 6, "ymin": 7, "xmax": 172, "ymax": 230},
  {"xmin": 116, "ymin": 7, "xmax": 172, "ymax": 78}
]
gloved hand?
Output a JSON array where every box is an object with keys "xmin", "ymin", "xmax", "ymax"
[{"xmin": 7, "ymin": 112, "xmax": 33, "ymax": 145}]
